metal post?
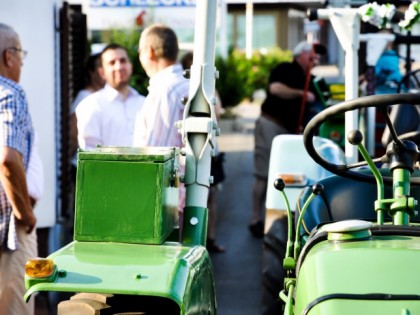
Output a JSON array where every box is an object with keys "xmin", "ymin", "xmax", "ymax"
[
  {"xmin": 182, "ymin": 0, "xmax": 218, "ymax": 209},
  {"xmin": 313, "ymin": 8, "xmax": 360, "ymax": 163},
  {"xmin": 246, "ymin": 1, "xmax": 253, "ymax": 59},
  {"xmin": 219, "ymin": 0, "xmax": 228, "ymax": 59},
  {"xmin": 392, "ymin": 169, "xmax": 410, "ymax": 226},
  {"xmin": 360, "ymin": 33, "xmax": 395, "ymax": 156}
]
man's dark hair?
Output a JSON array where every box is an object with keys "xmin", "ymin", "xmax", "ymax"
[
  {"xmin": 181, "ymin": 51, "xmax": 193, "ymax": 70},
  {"xmin": 86, "ymin": 53, "xmax": 101, "ymax": 72},
  {"xmin": 83, "ymin": 53, "xmax": 101, "ymax": 85},
  {"xmin": 100, "ymin": 43, "xmax": 129, "ymax": 65}
]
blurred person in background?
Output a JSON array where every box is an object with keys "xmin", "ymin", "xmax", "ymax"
[
  {"xmin": 69, "ymin": 52, "xmax": 105, "ymax": 181},
  {"xmin": 76, "ymin": 43, "xmax": 145, "ymax": 150},
  {"xmin": 134, "ymin": 24, "xmax": 189, "ymax": 224},
  {"xmin": 250, "ymin": 41, "xmax": 325, "ymax": 238}
]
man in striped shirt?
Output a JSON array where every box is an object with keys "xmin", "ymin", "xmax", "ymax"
[{"xmin": 0, "ymin": 23, "xmax": 36, "ymax": 315}]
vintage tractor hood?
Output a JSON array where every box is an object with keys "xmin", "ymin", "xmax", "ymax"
[
  {"xmin": 25, "ymin": 240, "xmax": 214, "ymax": 309},
  {"xmin": 295, "ymin": 231, "xmax": 420, "ymax": 314}
]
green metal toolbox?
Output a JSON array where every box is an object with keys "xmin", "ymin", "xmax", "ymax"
[{"xmin": 74, "ymin": 147, "xmax": 180, "ymax": 245}]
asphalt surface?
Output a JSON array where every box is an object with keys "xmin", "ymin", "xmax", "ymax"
[{"xmin": 211, "ymin": 103, "xmax": 263, "ymax": 315}]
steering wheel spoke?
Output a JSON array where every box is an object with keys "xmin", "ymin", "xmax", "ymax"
[{"xmin": 304, "ymin": 93, "xmax": 420, "ymax": 185}]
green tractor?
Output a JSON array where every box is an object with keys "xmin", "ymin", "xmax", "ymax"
[
  {"xmin": 23, "ymin": 1, "xmax": 219, "ymax": 314},
  {"xmin": 278, "ymin": 92, "xmax": 420, "ymax": 314}
]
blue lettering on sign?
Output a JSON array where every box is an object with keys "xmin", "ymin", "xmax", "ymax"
[{"xmin": 90, "ymin": 0, "xmax": 196, "ymax": 7}]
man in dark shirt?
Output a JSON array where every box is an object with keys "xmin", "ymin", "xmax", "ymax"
[{"xmin": 249, "ymin": 41, "xmax": 325, "ymax": 238}]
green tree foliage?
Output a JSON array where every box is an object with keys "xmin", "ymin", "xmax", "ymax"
[
  {"xmin": 215, "ymin": 48, "xmax": 292, "ymax": 107},
  {"xmin": 105, "ymin": 28, "xmax": 292, "ymax": 106}
]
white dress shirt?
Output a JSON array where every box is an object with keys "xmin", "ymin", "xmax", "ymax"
[
  {"xmin": 77, "ymin": 84, "xmax": 145, "ymax": 150},
  {"xmin": 133, "ymin": 64, "xmax": 189, "ymax": 148},
  {"xmin": 26, "ymin": 132, "xmax": 43, "ymax": 201}
]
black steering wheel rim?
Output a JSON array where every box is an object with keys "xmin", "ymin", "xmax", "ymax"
[
  {"xmin": 303, "ymin": 93, "xmax": 420, "ymax": 185},
  {"xmin": 397, "ymin": 68, "xmax": 420, "ymax": 93}
]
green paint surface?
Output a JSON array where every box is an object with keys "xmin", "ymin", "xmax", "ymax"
[
  {"xmin": 74, "ymin": 147, "xmax": 179, "ymax": 244},
  {"xmin": 25, "ymin": 241, "xmax": 216, "ymax": 313},
  {"xmin": 295, "ymin": 235, "xmax": 420, "ymax": 314}
]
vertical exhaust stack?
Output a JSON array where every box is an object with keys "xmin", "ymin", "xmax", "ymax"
[{"xmin": 181, "ymin": 0, "xmax": 218, "ymax": 245}]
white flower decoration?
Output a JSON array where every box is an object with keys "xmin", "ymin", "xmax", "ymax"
[
  {"xmin": 358, "ymin": 2, "xmax": 396, "ymax": 29},
  {"xmin": 398, "ymin": 2, "xmax": 420, "ymax": 30},
  {"xmin": 359, "ymin": 1, "xmax": 420, "ymax": 31}
]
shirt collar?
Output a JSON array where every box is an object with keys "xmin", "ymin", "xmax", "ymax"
[
  {"xmin": 149, "ymin": 64, "xmax": 183, "ymax": 88},
  {"xmin": 102, "ymin": 83, "xmax": 139, "ymax": 101},
  {"xmin": 0, "ymin": 75, "xmax": 19, "ymax": 88}
]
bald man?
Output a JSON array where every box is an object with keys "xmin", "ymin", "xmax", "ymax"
[{"xmin": 0, "ymin": 23, "xmax": 37, "ymax": 315}]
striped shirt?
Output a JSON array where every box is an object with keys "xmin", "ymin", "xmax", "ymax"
[
  {"xmin": 0, "ymin": 75, "xmax": 33, "ymax": 251},
  {"xmin": 133, "ymin": 64, "xmax": 189, "ymax": 147}
]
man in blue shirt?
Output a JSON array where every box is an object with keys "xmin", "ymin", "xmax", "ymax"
[
  {"xmin": 0, "ymin": 23, "xmax": 36, "ymax": 315},
  {"xmin": 375, "ymin": 49, "xmax": 402, "ymax": 94}
]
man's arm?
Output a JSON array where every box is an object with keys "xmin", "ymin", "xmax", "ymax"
[
  {"xmin": 0, "ymin": 147, "xmax": 35, "ymax": 233},
  {"xmin": 269, "ymin": 82, "xmax": 315, "ymax": 103},
  {"xmin": 76, "ymin": 101, "xmax": 102, "ymax": 150},
  {"xmin": 69, "ymin": 113, "xmax": 78, "ymax": 156}
]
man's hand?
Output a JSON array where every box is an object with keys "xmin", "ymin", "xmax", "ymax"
[
  {"xmin": 0, "ymin": 147, "xmax": 35, "ymax": 233},
  {"xmin": 19, "ymin": 209, "xmax": 36, "ymax": 234},
  {"xmin": 270, "ymin": 82, "xmax": 316, "ymax": 103},
  {"xmin": 306, "ymin": 91, "xmax": 316, "ymax": 103}
]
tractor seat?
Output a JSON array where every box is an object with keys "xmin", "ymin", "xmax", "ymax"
[{"xmin": 296, "ymin": 169, "xmax": 420, "ymax": 238}]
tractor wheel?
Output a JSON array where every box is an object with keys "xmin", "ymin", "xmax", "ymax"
[{"xmin": 261, "ymin": 216, "xmax": 288, "ymax": 315}]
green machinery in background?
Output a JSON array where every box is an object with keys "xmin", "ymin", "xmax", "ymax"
[
  {"xmin": 24, "ymin": 1, "xmax": 220, "ymax": 314},
  {"xmin": 312, "ymin": 76, "xmax": 346, "ymax": 147},
  {"xmin": 278, "ymin": 93, "xmax": 420, "ymax": 315}
]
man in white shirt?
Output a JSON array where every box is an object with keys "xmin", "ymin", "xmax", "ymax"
[
  {"xmin": 77, "ymin": 43, "xmax": 145, "ymax": 150},
  {"xmin": 133, "ymin": 24, "xmax": 190, "ymax": 216},
  {"xmin": 133, "ymin": 24, "xmax": 189, "ymax": 148}
]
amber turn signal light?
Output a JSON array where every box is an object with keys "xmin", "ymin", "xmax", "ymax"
[
  {"xmin": 25, "ymin": 258, "xmax": 55, "ymax": 278},
  {"xmin": 278, "ymin": 174, "xmax": 307, "ymax": 185}
]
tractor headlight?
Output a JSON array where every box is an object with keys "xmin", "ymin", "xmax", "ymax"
[{"xmin": 25, "ymin": 258, "xmax": 55, "ymax": 278}]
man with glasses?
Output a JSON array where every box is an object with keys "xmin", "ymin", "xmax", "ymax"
[
  {"xmin": 0, "ymin": 23, "xmax": 37, "ymax": 315},
  {"xmin": 8, "ymin": 47, "xmax": 27, "ymax": 60}
]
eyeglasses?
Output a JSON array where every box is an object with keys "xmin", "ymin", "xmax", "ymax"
[{"xmin": 7, "ymin": 47, "xmax": 28, "ymax": 60}]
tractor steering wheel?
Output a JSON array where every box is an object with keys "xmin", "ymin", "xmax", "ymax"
[
  {"xmin": 397, "ymin": 68, "xmax": 420, "ymax": 93},
  {"xmin": 303, "ymin": 93, "xmax": 420, "ymax": 185}
]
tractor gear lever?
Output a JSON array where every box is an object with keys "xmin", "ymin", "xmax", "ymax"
[
  {"xmin": 382, "ymin": 106, "xmax": 406, "ymax": 149},
  {"xmin": 274, "ymin": 178, "xmax": 295, "ymax": 270},
  {"xmin": 293, "ymin": 183, "xmax": 324, "ymax": 264},
  {"xmin": 348, "ymin": 129, "xmax": 385, "ymax": 224}
]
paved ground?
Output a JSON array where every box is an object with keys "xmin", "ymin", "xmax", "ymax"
[{"xmin": 211, "ymin": 103, "xmax": 263, "ymax": 315}]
